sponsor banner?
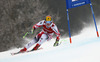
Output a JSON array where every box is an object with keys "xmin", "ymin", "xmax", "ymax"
[{"xmin": 66, "ymin": 0, "xmax": 91, "ymax": 9}]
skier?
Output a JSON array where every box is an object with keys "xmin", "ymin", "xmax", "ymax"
[{"xmin": 20, "ymin": 15, "xmax": 60, "ymax": 52}]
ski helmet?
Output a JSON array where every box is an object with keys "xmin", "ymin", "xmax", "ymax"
[{"xmin": 45, "ymin": 16, "xmax": 52, "ymax": 24}]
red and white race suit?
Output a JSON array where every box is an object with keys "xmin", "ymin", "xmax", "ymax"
[{"xmin": 25, "ymin": 20, "xmax": 60, "ymax": 49}]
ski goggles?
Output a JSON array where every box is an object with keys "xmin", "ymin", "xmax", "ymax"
[{"xmin": 46, "ymin": 21, "xmax": 52, "ymax": 24}]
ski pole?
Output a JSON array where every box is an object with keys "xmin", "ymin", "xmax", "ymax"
[
  {"xmin": 23, "ymin": 29, "xmax": 34, "ymax": 38},
  {"xmin": 23, "ymin": 32, "xmax": 29, "ymax": 38}
]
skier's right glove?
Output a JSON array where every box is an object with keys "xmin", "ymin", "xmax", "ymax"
[
  {"xmin": 23, "ymin": 29, "xmax": 35, "ymax": 38},
  {"xmin": 28, "ymin": 29, "xmax": 34, "ymax": 34}
]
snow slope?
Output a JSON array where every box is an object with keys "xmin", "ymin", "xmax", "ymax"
[{"xmin": 0, "ymin": 24, "xmax": 100, "ymax": 62}]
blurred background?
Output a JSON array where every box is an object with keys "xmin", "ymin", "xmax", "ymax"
[{"xmin": 0, "ymin": 0, "xmax": 100, "ymax": 52}]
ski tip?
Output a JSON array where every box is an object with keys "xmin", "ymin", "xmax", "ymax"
[
  {"xmin": 11, "ymin": 53, "xmax": 15, "ymax": 55},
  {"xmin": 11, "ymin": 51, "xmax": 20, "ymax": 56}
]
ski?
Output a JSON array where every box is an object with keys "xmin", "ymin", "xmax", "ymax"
[
  {"xmin": 11, "ymin": 48, "xmax": 43, "ymax": 55},
  {"xmin": 27, "ymin": 48, "xmax": 43, "ymax": 53},
  {"xmin": 11, "ymin": 51, "xmax": 22, "ymax": 55}
]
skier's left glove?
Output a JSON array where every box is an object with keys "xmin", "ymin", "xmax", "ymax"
[{"xmin": 53, "ymin": 39, "xmax": 59, "ymax": 46}]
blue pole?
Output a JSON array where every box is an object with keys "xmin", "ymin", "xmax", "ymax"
[
  {"xmin": 67, "ymin": 9, "xmax": 72, "ymax": 43},
  {"xmin": 90, "ymin": 3, "xmax": 99, "ymax": 37}
]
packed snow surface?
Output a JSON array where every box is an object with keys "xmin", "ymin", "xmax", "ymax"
[{"xmin": 0, "ymin": 24, "xmax": 100, "ymax": 62}]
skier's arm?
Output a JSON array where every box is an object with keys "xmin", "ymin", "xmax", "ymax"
[
  {"xmin": 52, "ymin": 25, "xmax": 60, "ymax": 40},
  {"xmin": 33, "ymin": 20, "xmax": 45, "ymax": 30},
  {"xmin": 52, "ymin": 25, "xmax": 60, "ymax": 46},
  {"xmin": 29, "ymin": 20, "xmax": 44, "ymax": 34}
]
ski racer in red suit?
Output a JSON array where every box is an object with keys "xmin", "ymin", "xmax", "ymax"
[{"xmin": 20, "ymin": 16, "xmax": 60, "ymax": 52}]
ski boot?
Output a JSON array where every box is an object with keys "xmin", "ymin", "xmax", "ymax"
[
  {"xmin": 20, "ymin": 47, "xmax": 27, "ymax": 52},
  {"xmin": 31, "ymin": 44, "xmax": 40, "ymax": 51}
]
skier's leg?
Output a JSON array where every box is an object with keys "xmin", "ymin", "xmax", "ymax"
[
  {"xmin": 25, "ymin": 37, "xmax": 38, "ymax": 49},
  {"xmin": 32, "ymin": 34, "xmax": 48, "ymax": 50},
  {"xmin": 20, "ymin": 37, "xmax": 39, "ymax": 52}
]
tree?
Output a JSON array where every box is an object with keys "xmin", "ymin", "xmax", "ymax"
[{"xmin": 0, "ymin": 0, "xmax": 60, "ymax": 52}]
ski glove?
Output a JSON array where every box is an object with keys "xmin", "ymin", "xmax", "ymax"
[
  {"xmin": 23, "ymin": 29, "xmax": 35, "ymax": 38},
  {"xmin": 53, "ymin": 39, "xmax": 59, "ymax": 46},
  {"xmin": 28, "ymin": 29, "xmax": 34, "ymax": 34}
]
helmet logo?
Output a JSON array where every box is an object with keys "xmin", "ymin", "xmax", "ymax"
[{"xmin": 46, "ymin": 16, "xmax": 51, "ymax": 21}]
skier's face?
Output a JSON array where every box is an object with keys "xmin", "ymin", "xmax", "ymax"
[
  {"xmin": 46, "ymin": 23, "xmax": 51, "ymax": 27},
  {"xmin": 45, "ymin": 21, "xmax": 52, "ymax": 27}
]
